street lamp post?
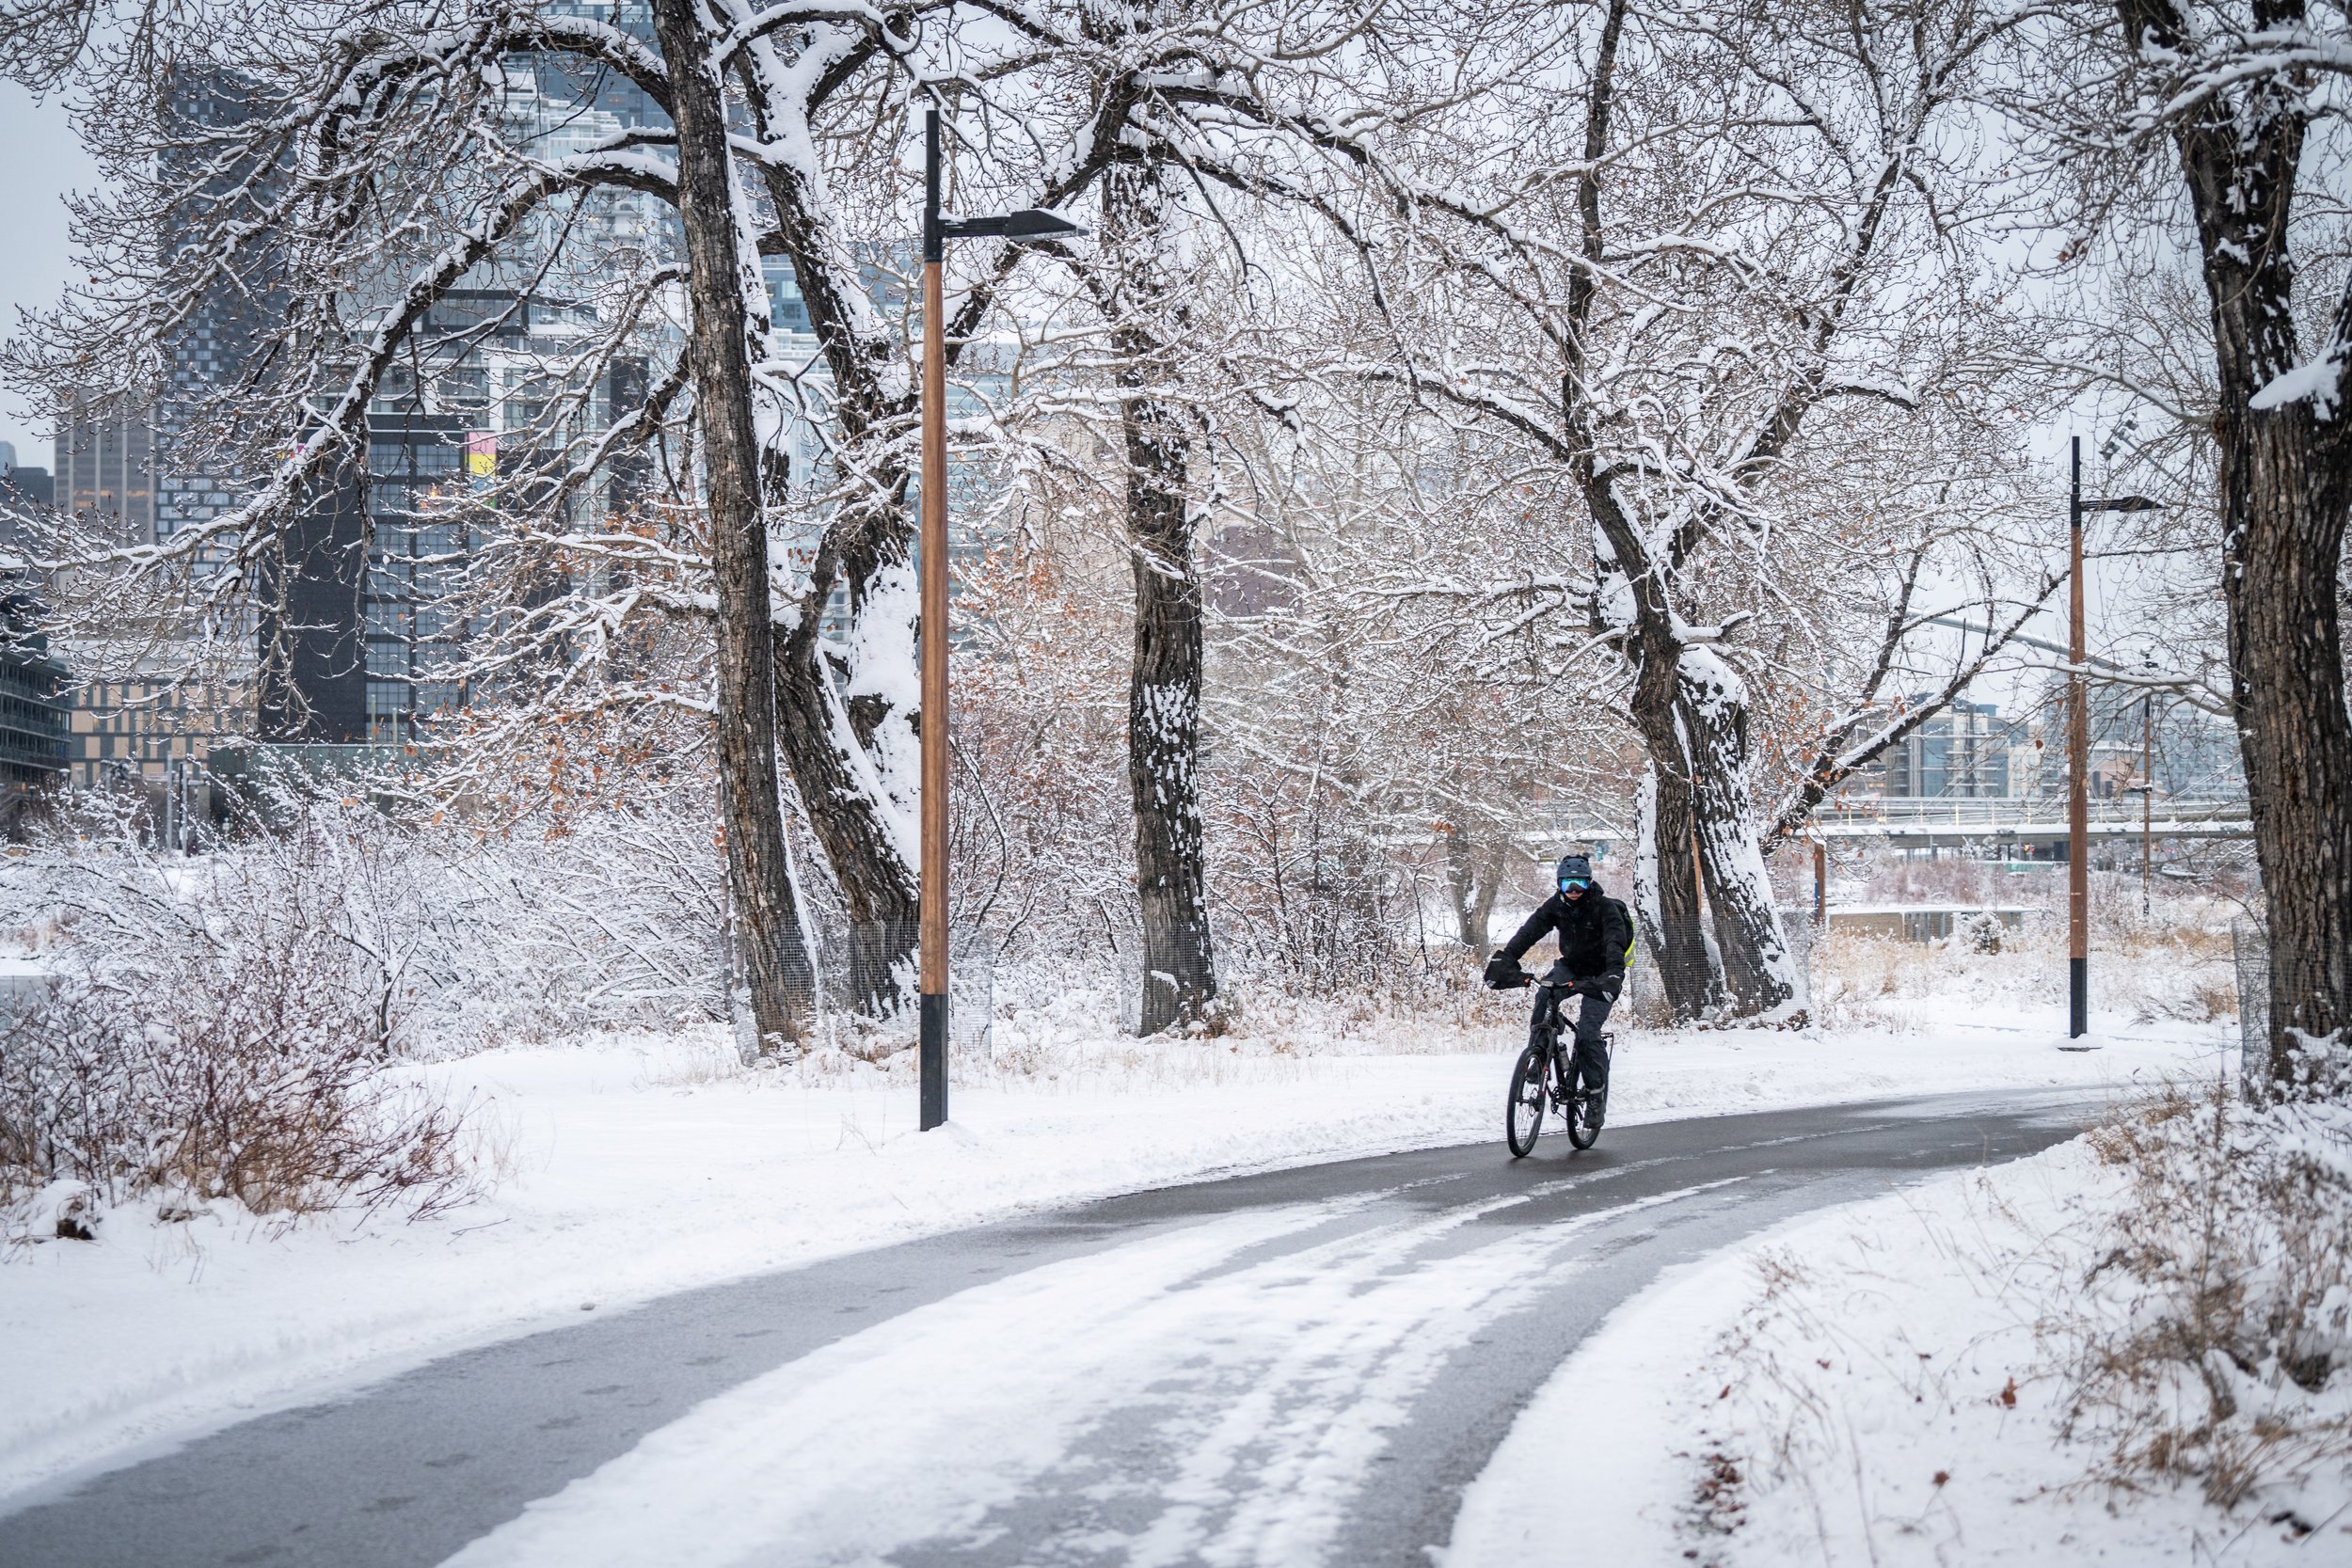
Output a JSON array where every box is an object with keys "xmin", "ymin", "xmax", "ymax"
[
  {"xmin": 2066, "ymin": 435, "xmax": 2160, "ymax": 1040},
  {"xmin": 916, "ymin": 108, "xmax": 1083, "ymax": 1129},
  {"xmin": 2141, "ymin": 690, "xmax": 2154, "ymax": 915}
]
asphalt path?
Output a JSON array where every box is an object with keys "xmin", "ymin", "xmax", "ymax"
[{"xmin": 0, "ymin": 1087, "xmax": 2098, "ymax": 1568}]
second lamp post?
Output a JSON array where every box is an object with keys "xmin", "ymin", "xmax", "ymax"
[{"xmin": 2066, "ymin": 435, "xmax": 2159, "ymax": 1039}]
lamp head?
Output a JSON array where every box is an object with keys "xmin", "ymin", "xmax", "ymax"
[{"xmin": 941, "ymin": 208, "xmax": 1087, "ymax": 245}]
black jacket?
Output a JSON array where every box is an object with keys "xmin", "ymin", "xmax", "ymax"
[{"xmin": 1500, "ymin": 881, "xmax": 1634, "ymax": 984}]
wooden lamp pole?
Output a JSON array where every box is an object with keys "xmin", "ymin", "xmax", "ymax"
[
  {"xmin": 916, "ymin": 108, "xmax": 1083, "ymax": 1129},
  {"xmin": 2070, "ymin": 437, "xmax": 2089, "ymax": 1038},
  {"xmin": 919, "ymin": 110, "xmax": 951, "ymax": 1130}
]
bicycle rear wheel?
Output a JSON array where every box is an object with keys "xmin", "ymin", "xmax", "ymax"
[{"xmin": 1505, "ymin": 1044, "xmax": 1549, "ymax": 1158}]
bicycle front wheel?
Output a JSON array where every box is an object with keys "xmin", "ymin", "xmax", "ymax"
[
  {"xmin": 1505, "ymin": 1044, "xmax": 1549, "ymax": 1158},
  {"xmin": 1565, "ymin": 1087, "xmax": 1600, "ymax": 1149}
]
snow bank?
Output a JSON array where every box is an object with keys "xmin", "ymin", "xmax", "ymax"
[
  {"xmin": 0, "ymin": 1017, "xmax": 2219, "ymax": 1507},
  {"xmin": 1449, "ymin": 1087, "xmax": 2351, "ymax": 1567}
]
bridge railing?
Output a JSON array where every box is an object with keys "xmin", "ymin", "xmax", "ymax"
[
  {"xmin": 1809, "ymin": 795, "xmax": 2250, "ymax": 832},
  {"xmin": 1474, "ymin": 793, "xmax": 2254, "ymax": 853}
]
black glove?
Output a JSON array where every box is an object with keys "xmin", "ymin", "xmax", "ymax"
[{"xmin": 1482, "ymin": 954, "xmax": 1527, "ymax": 990}]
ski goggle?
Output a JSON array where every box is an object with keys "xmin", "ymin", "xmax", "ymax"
[{"xmin": 1560, "ymin": 878, "xmax": 1590, "ymax": 893}]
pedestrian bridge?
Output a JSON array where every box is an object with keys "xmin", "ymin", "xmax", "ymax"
[
  {"xmin": 1808, "ymin": 796, "xmax": 2252, "ymax": 846},
  {"xmin": 1506, "ymin": 795, "xmax": 2254, "ymax": 853}
]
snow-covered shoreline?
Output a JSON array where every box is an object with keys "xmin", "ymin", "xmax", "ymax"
[{"xmin": 1, "ymin": 1019, "xmax": 2224, "ymax": 1509}]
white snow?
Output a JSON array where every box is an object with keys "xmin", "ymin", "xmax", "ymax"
[
  {"xmin": 442, "ymin": 1184, "xmax": 1722, "ymax": 1568},
  {"xmin": 0, "ymin": 1018, "xmax": 2222, "ymax": 1508},
  {"xmin": 1447, "ymin": 1111, "xmax": 2347, "ymax": 1567},
  {"xmin": 2249, "ymin": 354, "xmax": 2345, "ymax": 418}
]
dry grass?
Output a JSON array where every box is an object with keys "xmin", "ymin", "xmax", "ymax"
[
  {"xmin": 629, "ymin": 952, "xmax": 1528, "ymax": 1100},
  {"xmin": 1809, "ymin": 882, "xmax": 2240, "ymax": 1031},
  {"xmin": 2059, "ymin": 1085, "xmax": 2352, "ymax": 1512}
]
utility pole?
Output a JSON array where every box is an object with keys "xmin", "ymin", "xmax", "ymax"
[{"xmin": 917, "ymin": 107, "xmax": 1083, "ymax": 1129}]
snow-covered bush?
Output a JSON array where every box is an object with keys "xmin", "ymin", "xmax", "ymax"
[
  {"xmin": 424, "ymin": 797, "xmax": 729, "ymax": 1049},
  {"xmin": 0, "ymin": 833, "xmax": 479, "ymax": 1231},
  {"xmin": 11, "ymin": 779, "xmax": 731, "ymax": 1057},
  {"xmin": 0, "ymin": 779, "xmax": 733, "ymax": 1229},
  {"xmin": 2069, "ymin": 1085, "xmax": 2352, "ymax": 1509}
]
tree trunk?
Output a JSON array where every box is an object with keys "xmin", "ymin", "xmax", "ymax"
[
  {"xmin": 1443, "ymin": 826, "xmax": 1509, "ymax": 958},
  {"xmin": 727, "ymin": 48, "xmax": 929, "ymax": 1017},
  {"xmin": 1605, "ymin": 562, "xmax": 1790, "ymax": 1022},
  {"xmin": 1105, "ymin": 155, "xmax": 1216, "ymax": 1036},
  {"xmin": 2229, "ymin": 439, "xmax": 2352, "ymax": 1090},
  {"xmin": 1125, "ymin": 494, "xmax": 1217, "ymax": 1034},
  {"xmin": 650, "ymin": 0, "xmax": 812, "ymax": 1050},
  {"xmin": 1633, "ymin": 760, "xmax": 1719, "ymax": 1021},
  {"xmin": 771, "ymin": 603, "xmax": 920, "ymax": 1015},
  {"xmin": 1677, "ymin": 649, "xmax": 1799, "ymax": 1017},
  {"xmin": 2127, "ymin": 0, "xmax": 2352, "ymax": 1098}
]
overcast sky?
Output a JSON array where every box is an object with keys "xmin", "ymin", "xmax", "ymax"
[{"xmin": 0, "ymin": 83, "xmax": 98, "ymax": 468}]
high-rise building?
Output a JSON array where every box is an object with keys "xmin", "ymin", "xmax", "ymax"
[
  {"xmin": 0, "ymin": 589, "xmax": 69, "ymax": 793},
  {"xmin": 43, "ymin": 66, "xmax": 273, "ymax": 786},
  {"xmin": 255, "ymin": 458, "xmax": 370, "ymax": 744},
  {"xmin": 1881, "ymin": 699, "xmax": 2012, "ymax": 800},
  {"xmin": 0, "ymin": 464, "xmax": 52, "ymax": 513},
  {"xmin": 359, "ymin": 408, "xmax": 473, "ymax": 743},
  {"xmin": 53, "ymin": 404, "xmax": 157, "ymax": 538}
]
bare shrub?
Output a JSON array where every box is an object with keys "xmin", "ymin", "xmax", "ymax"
[
  {"xmin": 0, "ymin": 903, "xmax": 478, "ymax": 1232},
  {"xmin": 2066, "ymin": 1085, "xmax": 2352, "ymax": 1509},
  {"xmin": 0, "ymin": 792, "xmax": 484, "ymax": 1230},
  {"xmin": 437, "ymin": 794, "xmax": 729, "ymax": 1047},
  {"xmin": 1807, "ymin": 872, "xmax": 2237, "ymax": 1032}
]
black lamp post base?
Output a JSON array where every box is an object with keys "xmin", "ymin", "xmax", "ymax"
[
  {"xmin": 2069, "ymin": 958, "xmax": 2088, "ymax": 1039},
  {"xmin": 920, "ymin": 990, "xmax": 949, "ymax": 1129}
]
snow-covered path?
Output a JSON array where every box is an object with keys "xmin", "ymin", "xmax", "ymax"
[{"xmin": 0, "ymin": 1090, "xmax": 2097, "ymax": 1568}]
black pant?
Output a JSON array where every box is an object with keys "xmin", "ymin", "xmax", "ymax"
[
  {"xmin": 1568, "ymin": 991, "xmax": 1613, "ymax": 1099},
  {"xmin": 1533, "ymin": 980, "xmax": 1613, "ymax": 1098}
]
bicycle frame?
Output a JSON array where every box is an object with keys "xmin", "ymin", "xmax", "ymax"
[{"xmin": 1499, "ymin": 964, "xmax": 1617, "ymax": 1157}]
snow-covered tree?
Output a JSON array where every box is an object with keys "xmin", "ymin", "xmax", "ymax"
[
  {"xmin": 0, "ymin": 0, "xmax": 1252, "ymax": 1048},
  {"xmin": 1263, "ymin": 0, "xmax": 2054, "ymax": 1020},
  {"xmin": 2014, "ymin": 0, "xmax": 2352, "ymax": 1097}
]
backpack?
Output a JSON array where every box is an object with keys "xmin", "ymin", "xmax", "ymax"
[{"xmin": 1603, "ymin": 895, "xmax": 1635, "ymax": 970}]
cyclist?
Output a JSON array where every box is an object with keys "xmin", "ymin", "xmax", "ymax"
[{"xmin": 1482, "ymin": 853, "xmax": 1633, "ymax": 1128}]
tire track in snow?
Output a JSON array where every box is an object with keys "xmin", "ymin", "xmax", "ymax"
[{"xmin": 438, "ymin": 1184, "xmax": 1741, "ymax": 1568}]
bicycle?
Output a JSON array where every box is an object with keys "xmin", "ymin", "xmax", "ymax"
[{"xmin": 1503, "ymin": 972, "xmax": 1613, "ymax": 1158}]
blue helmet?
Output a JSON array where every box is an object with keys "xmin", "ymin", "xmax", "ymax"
[{"xmin": 1556, "ymin": 853, "xmax": 1593, "ymax": 894}]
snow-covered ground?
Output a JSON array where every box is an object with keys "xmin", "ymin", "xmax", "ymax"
[
  {"xmin": 1, "ymin": 1014, "xmax": 2225, "ymax": 1508},
  {"xmin": 1449, "ymin": 1104, "xmax": 2347, "ymax": 1567}
]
